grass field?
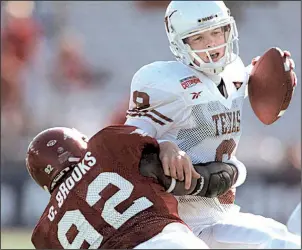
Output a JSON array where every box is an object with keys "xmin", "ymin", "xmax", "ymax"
[{"xmin": 1, "ymin": 229, "xmax": 34, "ymax": 249}]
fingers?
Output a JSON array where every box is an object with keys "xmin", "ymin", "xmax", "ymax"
[
  {"xmin": 288, "ymin": 58, "xmax": 295, "ymax": 70},
  {"xmin": 282, "ymin": 50, "xmax": 297, "ymax": 87},
  {"xmin": 159, "ymin": 141, "xmax": 200, "ymax": 190},
  {"xmin": 252, "ymin": 50, "xmax": 295, "ymax": 70},
  {"xmin": 175, "ymin": 155, "xmax": 184, "ymax": 181},
  {"xmin": 251, "ymin": 56, "xmax": 260, "ymax": 66},
  {"xmin": 283, "ymin": 50, "xmax": 291, "ymax": 57},
  {"xmin": 164, "ymin": 154, "xmax": 193, "ymax": 189},
  {"xmin": 178, "ymin": 151, "xmax": 194, "ymax": 190},
  {"xmin": 285, "ymin": 53, "xmax": 297, "ymax": 87},
  {"xmin": 183, "ymin": 159, "xmax": 192, "ymax": 190},
  {"xmin": 169, "ymin": 157, "xmax": 177, "ymax": 179},
  {"xmin": 161, "ymin": 153, "xmax": 201, "ymax": 190},
  {"xmin": 163, "ymin": 154, "xmax": 185, "ymax": 181},
  {"xmin": 277, "ymin": 48, "xmax": 291, "ymax": 58},
  {"xmin": 171, "ymin": 152, "xmax": 196, "ymax": 190},
  {"xmin": 282, "ymin": 50, "xmax": 295, "ymax": 70},
  {"xmin": 161, "ymin": 155, "xmax": 171, "ymax": 176},
  {"xmin": 291, "ymin": 71, "xmax": 297, "ymax": 87}
]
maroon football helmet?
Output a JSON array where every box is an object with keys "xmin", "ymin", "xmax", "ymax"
[{"xmin": 25, "ymin": 127, "xmax": 88, "ymax": 192}]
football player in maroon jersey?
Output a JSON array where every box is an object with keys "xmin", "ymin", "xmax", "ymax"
[{"xmin": 26, "ymin": 125, "xmax": 238, "ymax": 249}]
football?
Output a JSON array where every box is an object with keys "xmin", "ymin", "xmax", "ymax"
[{"xmin": 248, "ymin": 47, "xmax": 294, "ymax": 125}]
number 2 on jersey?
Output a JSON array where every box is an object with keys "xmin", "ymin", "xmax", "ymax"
[
  {"xmin": 87, "ymin": 173, "xmax": 153, "ymax": 229},
  {"xmin": 58, "ymin": 173, "xmax": 153, "ymax": 249}
]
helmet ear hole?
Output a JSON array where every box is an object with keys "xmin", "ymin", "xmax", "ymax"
[
  {"xmin": 182, "ymin": 37, "xmax": 189, "ymax": 45},
  {"xmin": 224, "ymin": 24, "xmax": 231, "ymax": 32}
]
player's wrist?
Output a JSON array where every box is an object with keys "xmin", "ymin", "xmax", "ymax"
[
  {"xmin": 224, "ymin": 157, "xmax": 247, "ymax": 187},
  {"xmin": 157, "ymin": 139, "xmax": 171, "ymax": 144}
]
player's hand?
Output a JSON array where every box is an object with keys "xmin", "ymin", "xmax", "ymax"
[
  {"xmin": 251, "ymin": 56, "xmax": 261, "ymax": 66},
  {"xmin": 159, "ymin": 141, "xmax": 200, "ymax": 190},
  {"xmin": 282, "ymin": 50, "xmax": 297, "ymax": 88},
  {"xmin": 251, "ymin": 50, "xmax": 297, "ymax": 87}
]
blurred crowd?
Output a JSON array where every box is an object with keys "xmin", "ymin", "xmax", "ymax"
[
  {"xmin": 1, "ymin": 1, "xmax": 301, "ymax": 228},
  {"xmin": 1, "ymin": 1, "xmax": 111, "ymax": 161}
]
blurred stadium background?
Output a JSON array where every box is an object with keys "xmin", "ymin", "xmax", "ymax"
[{"xmin": 1, "ymin": 1, "xmax": 301, "ymax": 249}]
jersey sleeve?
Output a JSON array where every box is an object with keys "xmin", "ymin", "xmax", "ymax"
[
  {"xmin": 32, "ymin": 234, "xmax": 51, "ymax": 249},
  {"xmin": 31, "ymin": 215, "xmax": 60, "ymax": 249},
  {"xmin": 32, "ymin": 232, "xmax": 44, "ymax": 249},
  {"xmin": 244, "ymin": 63, "xmax": 253, "ymax": 98},
  {"xmin": 89, "ymin": 125, "xmax": 160, "ymax": 165},
  {"xmin": 125, "ymin": 64, "xmax": 185, "ymax": 138}
]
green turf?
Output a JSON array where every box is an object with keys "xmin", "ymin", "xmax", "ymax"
[{"xmin": 1, "ymin": 230, "xmax": 34, "ymax": 249}]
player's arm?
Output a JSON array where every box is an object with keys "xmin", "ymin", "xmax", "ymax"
[
  {"xmin": 189, "ymin": 162, "xmax": 238, "ymax": 197},
  {"xmin": 125, "ymin": 85, "xmax": 179, "ymax": 138},
  {"xmin": 32, "ymin": 239, "xmax": 45, "ymax": 250},
  {"xmin": 125, "ymin": 67, "xmax": 201, "ymax": 188},
  {"xmin": 139, "ymin": 150, "xmax": 196, "ymax": 194},
  {"xmin": 140, "ymin": 151, "xmax": 238, "ymax": 197},
  {"xmin": 125, "ymin": 65, "xmax": 182, "ymax": 138},
  {"xmin": 31, "ymin": 227, "xmax": 50, "ymax": 249}
]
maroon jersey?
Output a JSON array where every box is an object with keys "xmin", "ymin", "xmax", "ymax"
[{"xmin": 32, "ymin": 125, "xmax": 183, "ymax": 249}]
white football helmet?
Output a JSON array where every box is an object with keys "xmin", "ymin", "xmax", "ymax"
[{"xmin": 164, "ymin": 1, "xmax": 239, "ymax": 75}]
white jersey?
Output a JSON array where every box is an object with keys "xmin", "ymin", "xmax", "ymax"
[{"xmin": 126, "ymin": 58, "xmax": 250, "ymax": 231}]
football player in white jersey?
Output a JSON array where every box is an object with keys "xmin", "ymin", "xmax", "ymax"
[
  {"xmin": 287, "ymin": 202, "xmax": 301, "ymax": 236},
  {"xmin": 125, "ymin": 1, "xmax": 300, "ymax": 249}
]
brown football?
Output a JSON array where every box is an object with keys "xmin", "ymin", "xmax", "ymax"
[{"xmin": 248, "ymin": 48, "xmax": 294, "ymax": 125}]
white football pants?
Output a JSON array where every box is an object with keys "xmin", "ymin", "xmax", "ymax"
[
  {"xmin": 287, "ymin": 202, "xmax": 301, "ymax": 236},
  {"xmin": 134, "ymin": 222, "xmax": 209, "ymax": 249},
  {"xmin": 196, "ymin": 212, "xmax": 301, "ymax": 249}
]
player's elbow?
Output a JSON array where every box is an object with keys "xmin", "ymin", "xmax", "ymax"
[{"xmin": 125, "ymin": 118, "xmax": 157, "ymax": 138}]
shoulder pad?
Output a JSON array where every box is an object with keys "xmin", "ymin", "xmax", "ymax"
[{"xmin": 132, "ymin": 61, "xmax": 200, "ymax": 95}]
